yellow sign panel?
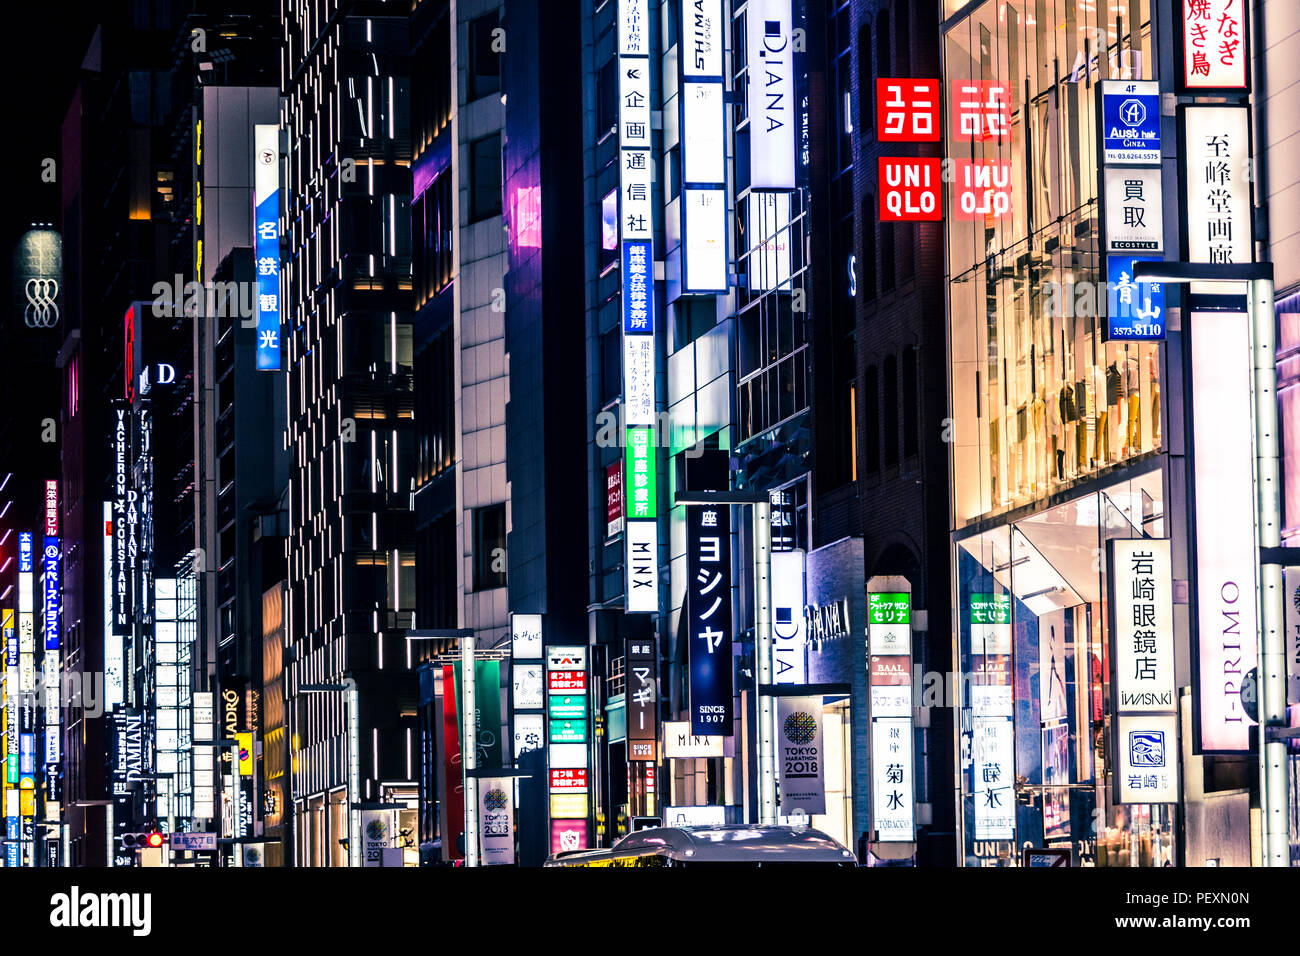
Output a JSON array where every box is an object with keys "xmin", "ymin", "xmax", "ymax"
[
  {"xmin": 550, "ymin": 793, "xmax": 588, "ymax": 818},
  {"xmin": 236, "ymin": 731, "xmax": 254, "ymax": 776}
]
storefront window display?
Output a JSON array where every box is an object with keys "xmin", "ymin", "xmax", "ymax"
[
  {"xmin": 944, "ymin": 0, "xmax": 1158, "ymax": 529},
  {"xmin": 954, "ymin": 471, "xmax": 1175, "ymax": 866}
]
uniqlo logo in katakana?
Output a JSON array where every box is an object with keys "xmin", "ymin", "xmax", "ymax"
[
  {"xmin": 876, "ymin": 78, "xmax": 940, "ymax": 142},
  {"xmin": 952, "ymin": 81, "xmax": 1010, "ymax": 141}
]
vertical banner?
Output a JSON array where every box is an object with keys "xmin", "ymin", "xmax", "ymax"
[
  {"xmin": 771, "ymin": 550, "xmax": 807, "ymax": 684},
  {"xmin": 687, "ymin": 505, "xmax": 733, "ymax": 736},
  {"xmin": 746, "ymin": 0, "xmax": 795, "ymax": 189},
  {"xmin": 776, "ymin": 696, "xmax": 825, "ymax": 816},
  {"xmin": 479, "ymin": 777, "xmax": 516, "ymax": 865},
  {"xmin": 1190, "ymin": 311, "xmax": 1257, "ymax": 751},
  {"xmin": 361, "ymin": 808, "xmax": 394, "ymax": 867},
  {"xmin": 253, "ymin": 124, "xmax": 281, "ymax": 371},
  {"xmin": 454, "ymin": 661, "xmax": 502, "ymax": 771},
  {"xmin": 626, "ymin": 637, "xmax": 658, "ymax": 761},
  {"xmin": 441, "ymin": 665, "xmax": 464, "ymax": 860}
]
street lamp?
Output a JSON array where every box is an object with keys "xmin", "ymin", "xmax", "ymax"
[
  {"xmin": 301, "ymin": 680, "xmax": 361, "ymax": 867},
  {"xmin": 405, "ymin": 628, "xmax": 479, "ymax": 866},
  {"xmin": 1132, "ymin": 260, "xmax": 1287, "ymax": 868},
  {"xmin": 675, "ymin": 489, "xmax": 777, "ymax": 826}
]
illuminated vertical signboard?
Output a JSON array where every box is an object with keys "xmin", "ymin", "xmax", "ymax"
[
  {"xmin": 111, "ymin": 403, "xmax": 133, "ymax": 637},
  {"xmin": 681, "ymin": 0, "xmax": 728, "ymax": 293},
  {"xmin": 253, "ymin": 124, "xmax": 281, "ymax": 371},
  {"xmin": 103, "ymin": 503, "xmax": 123, "ymax": 710},
  {"xmin": 771, "ymin": 549, "xmax": 807, "ymax": 684},
  {"xmin": 968, "ymin": 592, "xmax": 1014, "ymax": 841},
  {"xmin": 546, "ymin": 646, "xmax": 589, "ymax": 850},
  {"xmin": 1190, "ymin": 310, "xmax": 1257, "ymax": 752},
  {"xmin": 626, "ymin": 637, "xmax": 658, "ymax": 763},
  {"xmin": 777, "ymin": 696, "xmax": 825, "ymax": 817},
  {"xmin": 1108, "ymin": 539, "xmax": 1180, "ymax": 805},
  {"xmin": 686, "ymin": 505, "xmax": 733, "ymax": 736},
  {"xmin": 747, "ymin": 0, "xmax": 795, "ymax": 189},
  {"xmin": 1179, "ymin": 0, "xmax": 1248, "ymax": 92},
  {"xmin": 619, "ymin": 0, "xmax": 659, "ymax": 616},
  {"xmin": 868, "ymin": 581, "xmax": 914, "ymax": 843},
  {"xmin": 1182, "ymin": 106, "xmax": 1253, "ymax": 282},
  {"xmin": 41, "ymin": 478, "xmax": 60, "ymax": 785}
]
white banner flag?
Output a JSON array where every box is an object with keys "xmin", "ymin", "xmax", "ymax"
[{"xmin": 776, "ymin": 696, "xmax": 826, "ymax": 816}]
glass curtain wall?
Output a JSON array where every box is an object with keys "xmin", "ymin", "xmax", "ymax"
[
  {"xmin": 954, "ymin": 471, "xmax": 1174, "ymax": 866},
  {"xmin": 944, "ymin": 0, "xmax": 1157, "ymax": 529}
]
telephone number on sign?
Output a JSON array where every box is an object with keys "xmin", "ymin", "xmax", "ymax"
[{"xmin": 1113, "ymin": 324, "xmax": 1162, "ymax": 337}]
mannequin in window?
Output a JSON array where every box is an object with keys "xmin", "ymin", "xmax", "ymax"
[
  {"xmin": 1122, "ymin": 345, "xmax": 1141, "ymax": 456},
  {"xmin": 1147, "ymin": 346, "xmax": 1161, "ymax": 447},
  {"xmin": 1032, "ymin": 385, "xmax": 1047, "ymax": 492},
  {"xmin": 1048, "ymin": 380, "xmax": 1064, "ymax": 482},
  {"xmin": 1090, "ymin": 361, "xmax": 1108, "ymax": 467}
]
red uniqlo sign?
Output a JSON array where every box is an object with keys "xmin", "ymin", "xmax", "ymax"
[
  {"xmin": 876, "ymin": 78, "xmax": 939, "ymax": 142},
  {"xmin": 954, "ymin": 160, "xmax": 1013, "ymax": 220},
  {"xmin": 551, "ymin": 768, "xmax": 588, "ymax": 790},
  {"xmin": 951, "ymin": 81, "xmax": 1010, "ymax": 141},
  {"xmin": 548, "ymin": 670, "xmax": 587, "ymax": 693},
  {"xmin": 878, "ymin": 158, "xmax": 942, "ymax": 221}
]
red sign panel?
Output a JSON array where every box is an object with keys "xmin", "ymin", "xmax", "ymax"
[
  {"xmin": 548, "ymin": 670, "xmax": 587, "ymax": 693},
  {"xmin": 879, "ymin": 158, "xmax": 942, "ymax": 221},
  {"xmin": 870, "ymin": 656, "xmax": 911, "ymax": 686},
  {"xmin": 954, "ymin": 160, "xmax": 1012, "ymax": 220},
  {"xmin": 551, "ymin": 819, "xmax": 589, "ymax": 854},
  {"xmin": 550, "ymin": 768, "xmax": 588, "ymax": 791},
  {"xmin": 951, "ymin": 81, "xmax": 1010, "ymax": 141},
  {"xmin": 876, "ymin": 78, "xmax": 939, "ymax": 142},
  {"xmin": 44, "ymin": 480, "xmax": 58, "ymax": 536},
  {"xmin": 1181, "ymin": 0, "xmax": 1247, "ymax": 91}
]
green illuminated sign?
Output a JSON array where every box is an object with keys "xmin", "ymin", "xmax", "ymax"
[
  {"xmin": 549, "ymin": 718, "xmax": 588, "ymax": 744},
  {"xmin": 548, "ymin": 694, "xmax": 586, "ymax": 720},
  {"xmin": 868, "ymin": 592, "xmax": 911, "ymax": 625},
  {"xmin": 969, "ymin": 593, "xmax": 1010, "ymax": 625},
  {"xmin": 625, "ymin": 427, "xmax": 656, "ymax": 520}
]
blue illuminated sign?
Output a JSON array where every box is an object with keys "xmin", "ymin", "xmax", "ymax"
[
  {"xmin": 622, "ymin": 239, "xmax": 655, "ymax": 334},
  {"xmin": 42, "ymin": 537, "xmax": 59, "ymax": 650},
  {"xmin": 1107, "ymin": 255, "xmax": 1165, "ymax": 341},
  {"xmin": 18, "ymin": 533, "xmax": 32, "ymax": 574},
  {"xmin": 254, "ymin": 126, "xmax": 281, "ymax": 372},
  {"xmin": 1101, "ymin": 81, "xmax": 1161, "ymax": 165}
]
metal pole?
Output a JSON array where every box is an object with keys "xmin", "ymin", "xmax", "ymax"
[
  {"xmin": 753, "ymin": 499, "xmax": 777, "ymax": 825},
  {"xmin": 346, "ymin": 680, "xmax": 361, "ymax": 868},
  {"xmin": 1250, "ymin": 277, "xmax": 1288, "ymax": 867},
  {"xmin": 462, "ymin": 633, "xmax": 479, "ymax": 866}
]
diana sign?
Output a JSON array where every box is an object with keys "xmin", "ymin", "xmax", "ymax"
[{"xmin": 746, "ymin": 0, "xmax": 795, "ymax": 189}]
